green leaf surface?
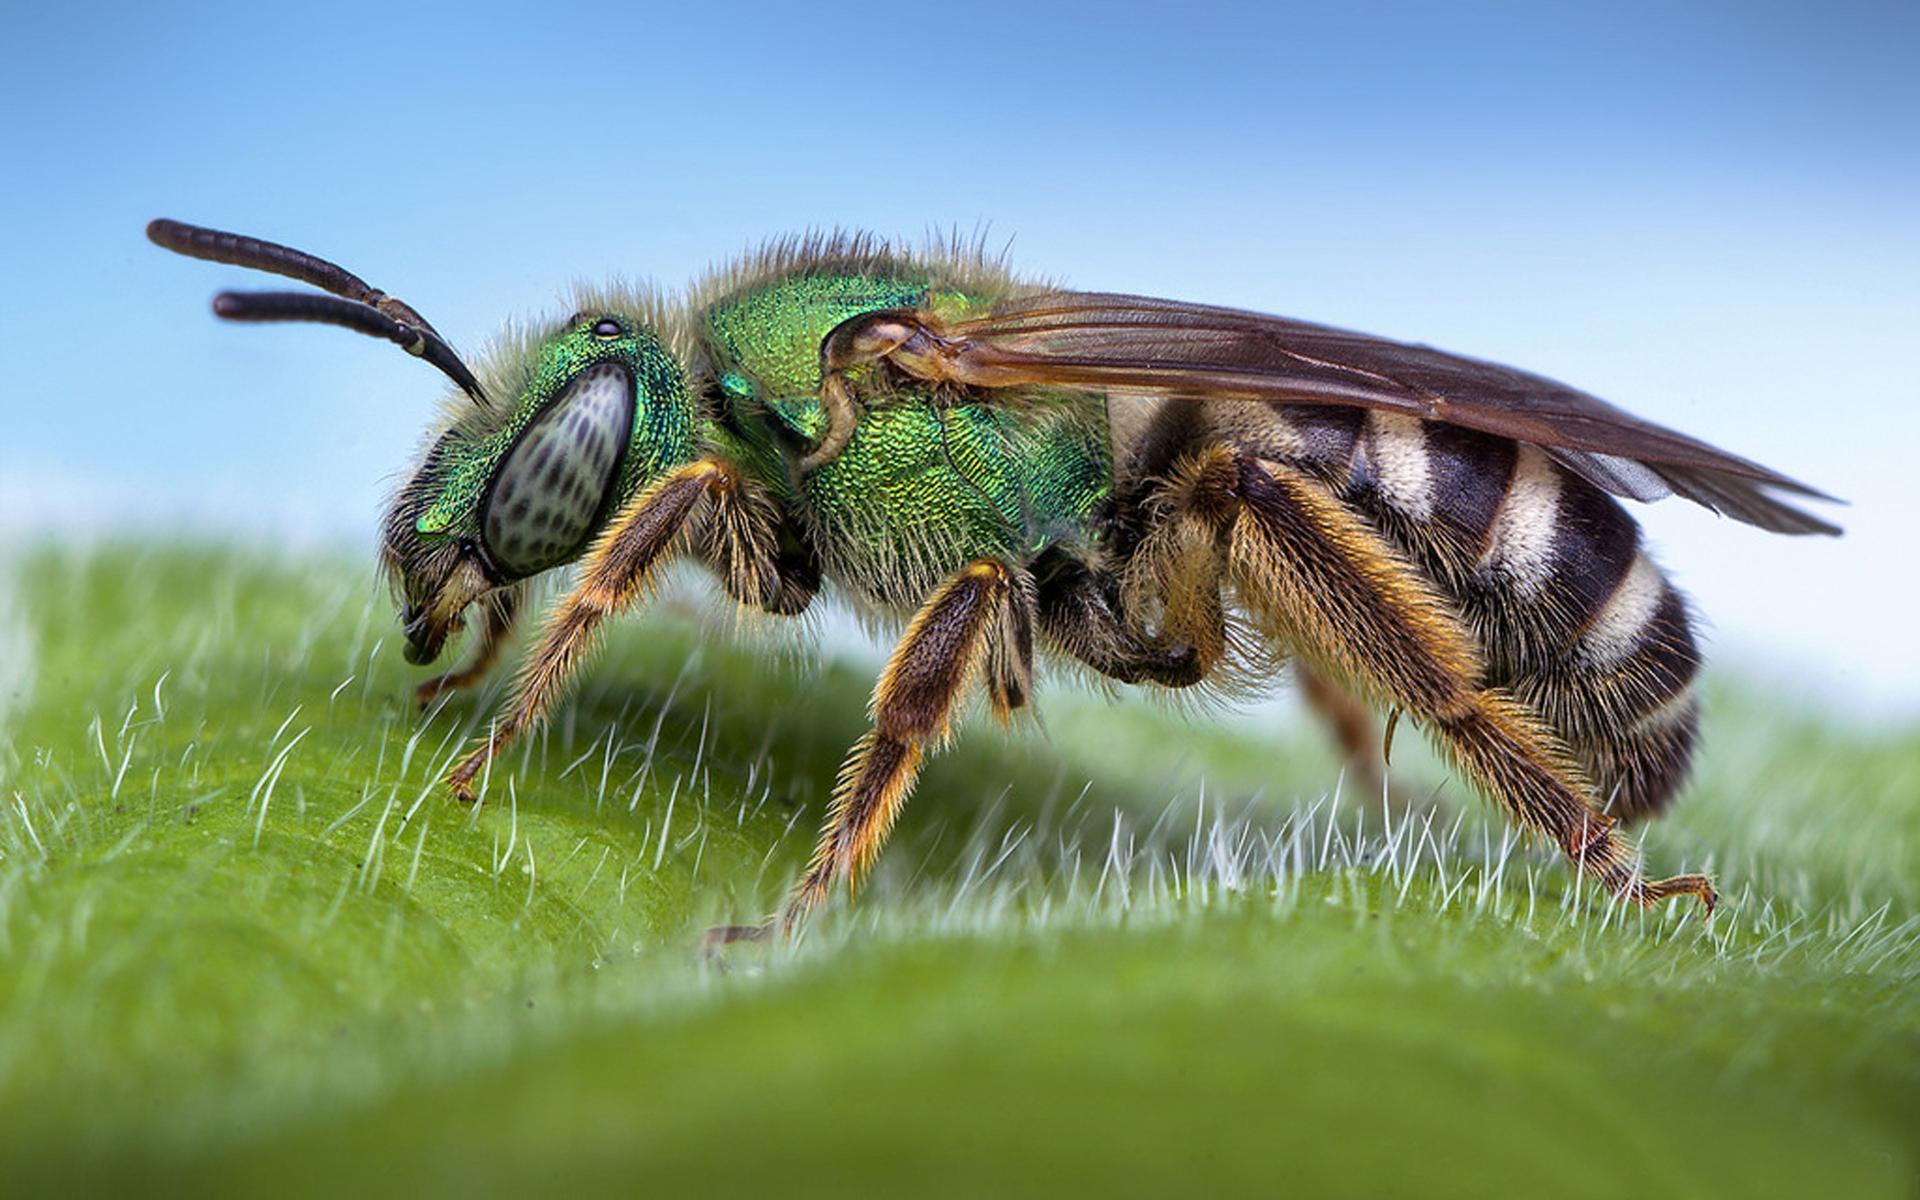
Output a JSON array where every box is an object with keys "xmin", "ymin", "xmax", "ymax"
[{"xmin": 1, "ymin": 546, "xmax": 1914, "ymax": 1197}]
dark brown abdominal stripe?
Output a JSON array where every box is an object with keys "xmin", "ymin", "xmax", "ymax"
[
  {"xmin": 1335, "ymin": 409, "xmax": 1702, "ymax": 821},
  {"xmin": 1129, "ymin": 399, "xmax": 1702, "ymax": 822}
]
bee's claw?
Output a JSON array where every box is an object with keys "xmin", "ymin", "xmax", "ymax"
[
  {"xmin": 444, "ymin": 755, "xmax": 484, "ymax": 804},
  {"xmin": 1637, "ymin": 872, "xmax": 1718, "ymax": 919}
]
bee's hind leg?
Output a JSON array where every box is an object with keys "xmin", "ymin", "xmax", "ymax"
[
  {"xmin": 1154, "ymin": 445, "xmax": 1714, "ymax": 914},
  {"xmin": 414, "ymin": 589, "xmax": 521, "ymax": 709}
]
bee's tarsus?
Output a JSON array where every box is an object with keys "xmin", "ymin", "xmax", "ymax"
[
  {"xmin": 444, "ymin": 768, "xmax": 479, "ymax": 805},
  {"xmin": 701, "ymin": 923, "xmax": 774, "ymax": 961},
  {"xmin": 1640, "ymin": 872, "xmax": 1719, "ymax": 916}
]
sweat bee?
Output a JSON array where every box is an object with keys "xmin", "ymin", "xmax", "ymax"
[{"xmin": 148, "ymin": 218, "xmax": 1840, "ymax": 938}]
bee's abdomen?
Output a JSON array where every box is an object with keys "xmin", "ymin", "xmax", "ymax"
[{"xmin": 1346, "ymin": 413, "xmax": 1702, "ymax": 822}]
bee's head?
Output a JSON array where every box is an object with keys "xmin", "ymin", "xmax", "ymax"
[
  {"xmin": 383, "ymin": 308, "xmax": 698, "ymax": 663},
  {"xmin": 148, "ymin": 220, "xmax": 698, "ymax": 668}
]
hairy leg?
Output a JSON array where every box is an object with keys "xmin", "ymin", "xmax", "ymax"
[
  {"xmin": 445, "ymin": 458, "xmax": 780, "ymax": 800},
  {"xmin": 1162, "ymin": 446, "xmax": 1713, "ymax": 912},
  {"xmin": 703, "ymin": 480, "xmax": 820, "ymax": 616},
  {"xmin": 715, "ymin": 559, "xmax": 1033, "ymax": 944}
]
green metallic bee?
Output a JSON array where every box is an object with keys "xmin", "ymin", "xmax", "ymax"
[{"xmin": 149, "ymin": 218, "xmax": 1839, "ymax": 939}]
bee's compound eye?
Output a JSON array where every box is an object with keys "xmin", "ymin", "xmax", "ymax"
[
  {"xmin": 592, "ymin": 318, "xmax": 622, "ymax": 339},
  {"xmin": 481, "ymin": 362, "xmax": 635, "ymax": 577}
]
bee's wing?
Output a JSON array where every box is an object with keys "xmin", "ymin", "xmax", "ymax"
[{"xmin": 941, "ymin": 292, "xmax": 1840, "ymax": 535}]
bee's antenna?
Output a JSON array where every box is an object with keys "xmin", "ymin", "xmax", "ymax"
[
  {"xmin": 147, "ymin": 218, "xmax": 486, "ymax": 404},
  {"xmin": 211, "ymin": 291, "xmax": 487, "ymax": 403}
]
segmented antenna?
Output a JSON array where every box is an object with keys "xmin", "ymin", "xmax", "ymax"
[
  {"xmin": 211, "ymin": 291, "xmax": 486, "ymax": 401},
  {"xmin": 146, "ymin": 218, "xmax": 486, "ymax": 403}
]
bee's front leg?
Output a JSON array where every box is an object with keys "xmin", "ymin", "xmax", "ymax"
[
  {"xmin": 444, "ymin": 458, "xmax": 767, "ymax": 801},
  {"xmin": 413, "ymin": 589, "xmax": 521, "ymax": 709}
]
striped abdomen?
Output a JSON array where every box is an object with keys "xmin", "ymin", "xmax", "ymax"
[
  {"xmin": 1115, "ymin": 398, "xmax": 1703, "ymax": 821},
  {"xmin": 1339, "ymin": 410, "xmax": 1701, "ymax": 821}
]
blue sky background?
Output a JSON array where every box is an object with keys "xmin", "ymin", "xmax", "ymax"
[{"xmin": 3, "ymin": 1, "xmax": 1916, "ymax": 710}]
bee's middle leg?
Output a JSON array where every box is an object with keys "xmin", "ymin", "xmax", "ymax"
[
  {"xmin": 1294, "ymin": 663, "xmax": 1398, "ymax": 809},
  {"xmin": 771, "ymin": 558, "xmax": 1032, "ymax": 937}
]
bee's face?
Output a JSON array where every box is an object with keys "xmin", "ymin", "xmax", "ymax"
[
  {"xmin": 383, "ymin": 311, "xmax": 696, "ymax": 665},
  {"xmin": 142, "ymin": 222, "xmax": 703, "ymax": 667}
]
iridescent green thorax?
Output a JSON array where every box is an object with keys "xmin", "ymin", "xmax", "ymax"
[
  {"xmin": 415, "ymin": 319, "xmax": 697, "ymax": 548},
  {"xmin": 795, "ymin": 397, "xmax": 1110, "ymax": 600},
  {"xmin": 702, "ymin": 270, "xmax": 1110, "ymax": 605},
  {"xmin": 704, "ymin": 272, "xmax": 931, "ymax": 397}
]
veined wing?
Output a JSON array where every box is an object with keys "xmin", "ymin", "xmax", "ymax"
[{"xmin": 939, "ymin": 292, "xmax": 1839, "ymax": 535}]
